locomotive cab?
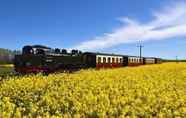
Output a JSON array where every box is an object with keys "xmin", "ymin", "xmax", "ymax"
[{"xmin": 22, "ymin": 46, "xmax": 34, "ymax": 54}]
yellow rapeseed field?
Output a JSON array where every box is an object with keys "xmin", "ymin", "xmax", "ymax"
[{"xmin": 0, "ymin": 63, "xmax": 186, "ymax": 118}]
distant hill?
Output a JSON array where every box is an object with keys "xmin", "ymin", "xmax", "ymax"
[{"xmin": 0, "ymin": 48, "xmax": 20, "ymax": 64}]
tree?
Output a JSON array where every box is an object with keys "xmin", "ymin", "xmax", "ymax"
[{"xmin": 0, "ymin": 48, "xmax": 19, "ymax": 64}]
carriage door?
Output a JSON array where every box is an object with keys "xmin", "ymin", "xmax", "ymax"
[
  {"xmin": 84, "ymin": 54, "xmax": 96, "ymax": 68},
  {"xmin": 123, "ymin": 56, "xmax": 128, "ymax": 66}
]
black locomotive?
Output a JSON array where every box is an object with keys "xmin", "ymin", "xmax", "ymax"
[{"xmin": 14, "ymin": 45, "xmax": 162, "ymax": 73}]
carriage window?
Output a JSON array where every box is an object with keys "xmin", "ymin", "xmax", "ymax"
[
  {"xmin": 120, "ymin": 58, "xmax": 122, "ymax": 63},
  {"xmin": 98, "ymin": 57, "xmax": 101, "ymax": 63},
  {"xmin": 116, "ymin": 58, "xmax": 119, "ymax": 63},
  {"xmin": 103, "ymin": 57, "xmax": 106, "ymax": 63},
  {"xmin": 112, "ymin": 58, "xmax": 115, "ymax": 63},
  {"xmin": 108, "ymin": 57, "xmax": 111, "ymax": 63}
]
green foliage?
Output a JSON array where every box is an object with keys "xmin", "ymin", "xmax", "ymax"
[
  {"xmin": 0, "ymin": 48, "xmax": 13, "ymax": 55},
  {"xmin": 0, "ymin": 63, "xmax": 186, "ymax": 117},
  {"xmin": 0, "ymin": 48, "xmax": 20, "ymax": 64}
]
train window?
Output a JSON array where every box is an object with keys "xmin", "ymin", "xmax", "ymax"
[
  {"xmin": 112, "ymin": 58, "xmax": 115, "ymax": 63},
  {"xmin": 98, "ymin": 57, "xmax": 101, "ymax": 63},
  {"xmin": 118, "ymin": 58, "xmax": 120, "ymax": 63},
  {"xmin": 103, "ymin": 57, "xmax": 106, "ymax": 63},
  {"xmin": 120, "ymin": 58, "xmax": 122, "ymax": 63},
  {"xmin": 36, "ymin": 49, "xmax": 45, "ymax": 55},
  {"xmin": 23, "ymin": 46, "xmax": 34, "ymax": 54},
  {"xmin": 116, "ymin": 58, "xmax": 119, "ymax": 63},
  {"xmin": 108, "ymin": 57, "xmax": 111, "ymax": 63}
]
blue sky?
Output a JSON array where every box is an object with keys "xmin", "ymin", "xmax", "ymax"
[{"xmin": 0, "ymin": 0, "xmax": 186, "ymax": 59}]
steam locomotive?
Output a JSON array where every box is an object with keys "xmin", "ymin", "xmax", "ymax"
[{"xmin": 14, "ymin": 45, "xmax": 162, "ymax": 73}]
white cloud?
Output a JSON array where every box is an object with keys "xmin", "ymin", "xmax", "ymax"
[{"xmin": 73, "ymin": 1, "xmax": 186, "ymax": 51}]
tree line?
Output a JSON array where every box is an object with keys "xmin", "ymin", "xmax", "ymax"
[{"xmin": 0, "ymin": 48, "xmax": 21, "ymax": 64}]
